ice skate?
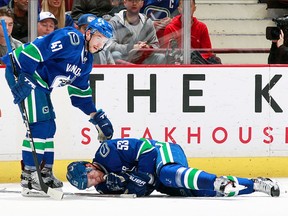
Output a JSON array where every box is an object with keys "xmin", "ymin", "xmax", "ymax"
[
  {"xmin": 20, "ymin": 167, "xmax": 63, "ymax": 197},
  {"xmin": 252, "ymin": 177, "xmax": 280, "ymax": 197},
  {"xmin": 41, "ymin": 167, "xmax": 63, "ymax": 188},
  {"xmin": 214, "ymin": 176, "xmax": 247, "ymax": 196},
  {"xmin": 21, "ymin": 169, "xmax": 48, "ymax": 197}
]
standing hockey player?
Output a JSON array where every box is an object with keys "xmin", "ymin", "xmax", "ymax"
[
  {"xmin": 67, "ymin": 138, "xmax": 280, "ymax": 197},
  {"xmin": 1, "ymin": 17, "xmax": 114, "ymax": 196}
]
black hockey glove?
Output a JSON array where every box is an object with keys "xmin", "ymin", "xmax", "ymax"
[
  {"xmin": 89, "ymin": 109, "xmax": 114, "ymax": 142},
  {"xmin": 105, "ymin": 173, "xmax": 128, "ymax": 191},
  {"xmin": 11, "ymin": 73, "xmax": 36, "ymax": 104},
  {"xmin": 125, "ymin": 172, "xmax": 154, "ymax": 197}
]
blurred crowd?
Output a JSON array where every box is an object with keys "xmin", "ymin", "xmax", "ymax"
[{"xmin": 0, "ymin": 0, "xmax": 285, "ymax": 65}]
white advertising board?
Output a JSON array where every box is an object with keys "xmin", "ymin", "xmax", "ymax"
[{"xmin": 1, "ymin": 66, "xmax": 288, "ymax": 161}]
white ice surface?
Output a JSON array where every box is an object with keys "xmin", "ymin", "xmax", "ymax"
[{"xmin": 0, "ymin": 178, "xmax": 288, "ymax": 216}]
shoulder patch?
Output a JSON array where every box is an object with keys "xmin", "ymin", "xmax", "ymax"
[
  {"xmin": 68, "ymin": 32, "xmax": 80, "ymax": 45},
  {"xmin": 99, "ymin": 142, "xmax": 110, "ymax": 158}
]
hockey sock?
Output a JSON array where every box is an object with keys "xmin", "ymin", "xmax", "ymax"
[{"xmin": 159, "ymin": 164, "xmax": 217, "ymax": 191}]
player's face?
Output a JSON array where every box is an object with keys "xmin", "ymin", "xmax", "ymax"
[
  {"xmin": 86, "ymin": 164, "xmax": 106, "ymax": 188},
  {"xmin": 87, "ymin": 31, "xmax": 109, "ymax": 54}
]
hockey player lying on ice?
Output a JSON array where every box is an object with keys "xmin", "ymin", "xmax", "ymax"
[{"xmin": 67, "ymin": 138, "xmax": 280, "ymax": 197}]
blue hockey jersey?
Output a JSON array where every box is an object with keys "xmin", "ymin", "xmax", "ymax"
[
  {"xmin": 92, "ymin": 138, "xmax": 157, "ymax": 195},
  {"xmin": 3, "ymin": 27, "xmax": 96, "ymax": 115},
  {"xmin": 92, "ymin": 138, "xmax": 197, "ymax": 196},
  {"xmin": 92, "ymin": 138, "xmax": 157, "ymax": 175}
]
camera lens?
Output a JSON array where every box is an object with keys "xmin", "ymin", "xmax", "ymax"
[{"xmin": 271, "ymin": 28, "xmax": 281, "ymax": 38}]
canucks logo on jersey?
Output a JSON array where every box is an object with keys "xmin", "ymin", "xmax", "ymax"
[
  {"xmin": 50, "ymin": 75, "xmax": 77, "ymax": 88},
  {"xmin": 142, "ymin": 0, "xmax": 179, "ymax": 20}
]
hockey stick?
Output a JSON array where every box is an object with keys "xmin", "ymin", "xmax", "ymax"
[
  {"xmin": 0, "ymin": 19, "xmax": 63, "ymax": 200},
  {"xmin": 0, "ymin": 188, "xmax": 137, "ymax": 198}
]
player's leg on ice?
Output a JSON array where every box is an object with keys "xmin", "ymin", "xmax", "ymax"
[
  {"xmin": 155, "ymin": 142, "xmax": 250, "ymax": 197},
  {"xmin": 158, "ymin": 164, "xmax": 246, "ymax": 196},
  {"xmin": 155, "ymin": 141, "xmax": 280, "ymax": 197},
  {"xmin": 20, "ymin": 91, "xmax": 62, "ymax": 195}
]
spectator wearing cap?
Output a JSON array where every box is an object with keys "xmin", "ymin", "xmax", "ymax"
[
  {"xmin": 77, "ymin": 13, "xmax": 115, "ymax": 65},
  {"xmin": 37, "ymin": 11, "xmax": 58, "ymax": 36},
  {"xmin": 75, "ymin": 12, "xmax": 95, "ymax": 29}
]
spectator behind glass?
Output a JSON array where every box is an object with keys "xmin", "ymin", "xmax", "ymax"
[
  {"xmin": 70, "ymin": 0, "xmax": 113, "ymax": 22},
  {"xmin": 41, "ymin": 0, "xmax": 74, "ymax": 29},
  {"xmin": 141, "ymin": 0, "xmax": 180, "ymax": 47},
  {"xmin": 0, "ymin": 0, "xmax": 28, "ymax": 43},
  {"xmin": 268, "ymin": 29, "xmax": 288, "ymax": 64},
  {"xmin": 37, "ymin": 11, "xmax": 57, "ymax": 36},
  {"xmin": 112, "ymin": 0, "xmax": 120, "ymax": 7},
  {"xmin": 77, "ymin": 13, "xmax": 115, "ymax": 65},
  {"xmin": 0, "ymin": 7, "xmax": 22, "ymax": 64},
  {"xmin": 163, "ymin": 0, "xmax": 214, "ymax": 60},
  {"xmin": 109, "ymin": 0, "xmax": 125, "ymax": 17},
  {"xmin": 109, "ymin": 0, "xmax": 166, "ymax": 64}
]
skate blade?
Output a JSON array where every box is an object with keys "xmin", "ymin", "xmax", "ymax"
[{"xmin": 21, "ymin": 188, "xmax": 50, "ymax": 197}]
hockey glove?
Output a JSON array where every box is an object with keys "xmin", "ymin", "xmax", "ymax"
[
  {"xmin": 89, "ymin": 109, "xmax": 114, "ymax": 142},
  {"xmin": 105, "ymin": 173, "xmax": 128, "ymax": 191},
  {"xmin": 124, "ymin": 172, "xmax": 154, "ymax": 197},
  {"xmin": 11, "ymin": 73, "xmax": 36, "ymax": 104}
]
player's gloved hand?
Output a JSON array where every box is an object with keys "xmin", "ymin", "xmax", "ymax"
[
  {"xmin": 105, "ymin": 173, "xmax": 128, "ymax": 191},
  {"xmin": 89, "ymin": 109, "xmax": 114, "ymax": 142},
  {"xmin": 124, "ymin": 172, "xmax": 154, "ymax": 197},
  {"xmin": 11, "ymin": 73, "xmax": 36, "ymax": 104}
]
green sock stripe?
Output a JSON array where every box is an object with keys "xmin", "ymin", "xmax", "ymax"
[
  {"xmin": 23, "ymin": 139, "xmax": 45, "ymax": 151},
  {"xmin": 45, "ymin": 140, "xmax": 54, "ymax": 149},
  {"xmin": 186, "ymin": 168, "xmax": 200, "ymax": 190}
]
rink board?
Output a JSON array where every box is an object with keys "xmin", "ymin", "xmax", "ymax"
[{"xmin": 0, "ymin": 65, "xmax": 288, "ymax": 182}]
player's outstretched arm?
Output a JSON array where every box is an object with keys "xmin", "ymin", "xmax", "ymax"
[{"xmin": 89, "ymin": 109, "xmax": 114, "ymax": 142}]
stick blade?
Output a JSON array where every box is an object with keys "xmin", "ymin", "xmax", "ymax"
[
  {"xmin": 37, "ymin": 173, "xmax": 64, "ymax": 200},
  {"xmin": 46, "ymin": 187, "xmax": 64, "ymax": 200}
]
